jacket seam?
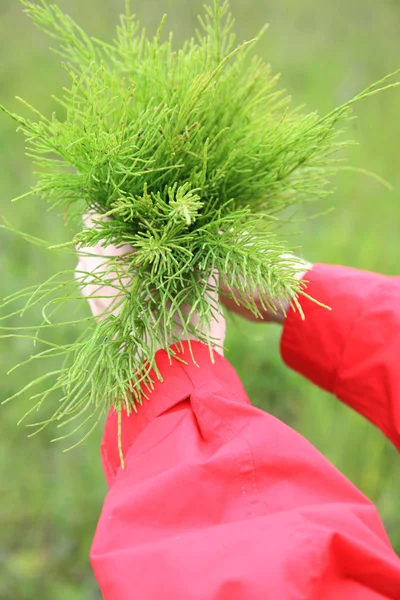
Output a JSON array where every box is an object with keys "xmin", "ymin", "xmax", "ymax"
[{"xmin": 193, "ymin": 393, "xmax": 265, "ymax": 518}]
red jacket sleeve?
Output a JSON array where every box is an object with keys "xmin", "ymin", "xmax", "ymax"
[
  {"xmin": 91, "ymin": 341, "xmax": 400, "ymax": 599},
  {"xmin": 281, "ymin": 264, "xmax": 400, "ymax": 450}
]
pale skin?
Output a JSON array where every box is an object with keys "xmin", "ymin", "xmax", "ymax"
[
  {"xmin": 220, "ymin": 279, "xmax": 290, "ymax": 325},
  {"xmin": 75, "ymin": 213, "xmax": 311, "ymax": 351},
  {"xmin": 220, "ymin": 252, "xmax": 312, "ymax": 324},
  {"xmin": 75, "ymin": 213, "xmax": 227, "ymax": 355}
]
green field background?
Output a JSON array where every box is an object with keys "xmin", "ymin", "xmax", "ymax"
[{"xmin": 1, "ymin": 0, "xmax": 399, "ymax": 598}]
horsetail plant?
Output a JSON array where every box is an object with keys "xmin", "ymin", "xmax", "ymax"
[{"xmin": 1, "ymin": 0, "xmax": 399, "ymax": 464}]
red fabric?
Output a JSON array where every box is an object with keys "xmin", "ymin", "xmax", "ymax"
[
  {"xmin": 281, "ymin": 264, "xmax": 400, "ymax": 451},
  {"xmin": 91, "ymin": 265, "xmax": 400, "ymax": 599}
]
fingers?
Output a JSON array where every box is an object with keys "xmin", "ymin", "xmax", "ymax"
[
  {"xmin": 279, "ymin": 253, "xmax": 313, "ymax": 281},
  {"xmin": 75, "ymin": 211, "xmax": 133, "ymax": 319},
  {"xmin": 79, "ymin": 211, "xmax": 133, "ymax": 256},
  {"xmin": 220, "ymin": 254, "xmax": 313, "ymax": 323}
]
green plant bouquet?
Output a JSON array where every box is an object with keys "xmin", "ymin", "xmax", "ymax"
[{"xmin": 1, "ymin": 0, "xmax": 398, "ymax": 456}]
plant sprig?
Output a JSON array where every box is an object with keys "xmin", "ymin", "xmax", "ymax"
[{"xmin": 1, "ymin": 0, "xmax": 399, "ymax": 456}]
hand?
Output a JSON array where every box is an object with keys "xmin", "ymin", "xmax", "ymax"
[
  {"xmin": 74, "ymin": 212, "xmax": 132, "ymax": 321},
  {"xmin": 220, "ymin": 254, "xmax": 313, "ymax": 325},
  {"xmin": 74, "ymin": 212, "xmax": 227, "ymax": 356}
]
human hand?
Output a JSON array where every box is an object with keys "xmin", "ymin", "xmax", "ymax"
[
  {"xmin": 74, "ymin": 212, "xmax": 226, "ymax": 356},
  {"xmin": 220, "ymin": 254, "xmax": 313, "ymax": 325}
]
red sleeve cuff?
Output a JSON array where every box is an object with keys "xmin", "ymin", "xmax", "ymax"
[{"xmin": 280, "ymin": 264, "xmax": 385, "ymax": 394}]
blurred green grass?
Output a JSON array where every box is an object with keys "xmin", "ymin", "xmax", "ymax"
[{"xmin": 1, "ymin": 0, "xmax": 399, "ymax": 597}]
